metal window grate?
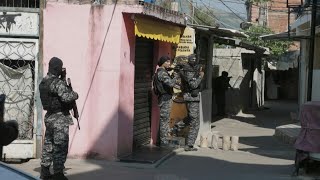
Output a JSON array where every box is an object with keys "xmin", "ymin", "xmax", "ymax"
[
  {"xmin": 0, "ymin": 0, "xmax": 39, "ymax": 8},
  {"xmin": 0, "ymin": 40, "xmax": 37, "ymax": 140}
]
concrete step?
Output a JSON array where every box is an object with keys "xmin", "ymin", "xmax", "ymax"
[{"xmin": 274, "ymin": 123, "xmax": 301, "ymax": 145}]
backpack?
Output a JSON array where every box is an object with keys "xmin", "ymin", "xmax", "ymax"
[
  {"xmin": 39, "ymin": 78, "xmax": 55, "ymax": 110},
  {"xmin": 152, "ymin": 69, "xmax": 166, "ymax": 96}
]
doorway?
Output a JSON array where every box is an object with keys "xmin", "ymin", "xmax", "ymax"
[{"xmin": 133, "ymin": 38, "xmax": 154, "ymax": 148}]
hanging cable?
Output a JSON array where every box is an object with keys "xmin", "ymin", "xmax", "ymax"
[
  {"xmin": 197, "ymin": 0, "xmax": 240, "ymax": 29},
  {"xmin": 218, "ymin": 0, "xmax": 247, "ymax": 21},
  {"xmin": 68, "ymin": 0, "xmax": 118, "ymax": 150},
  {"xmin": 185, "ymin": 0, "xmax": 229, "ymax": 28}
]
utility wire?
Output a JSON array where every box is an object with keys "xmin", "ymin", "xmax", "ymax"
[
  {"xmin": 198, "ymin": 0, "xmax": 226, "ymax": 25},
  {"xmin": 222, "ymin": 3, "xmax": 248, "ymax": 15},
  {"xmin": 218, "ymin": 0, "xmax": 247, "ymax": 21},
  {"xmin": 186, "ymin": 0, "xmax": 229, "ymax": 28},
  {"xmin": 185, "ymin": 13, "xmax": 200, "ymax": 25},
  {"xmin": 68, "ymin": 0, "xmax": 118, "ymax": 150},
  {"xmin": 193, "ymin": 11, "xmax": 213, "ymax": 25},
  {"xmin": 211, "ymin": 0, "xmax": 247, "ymax": 5},
  {"xmin": 205, "ymin": 0, "xmax": 248, "ymax": 14},
  {"xmin": 197, "ymin": 0, "xmax": 240, "ymax": 28}
]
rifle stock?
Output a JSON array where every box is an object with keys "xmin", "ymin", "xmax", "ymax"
[{"xmin": 67, "ymin": 78, "xmax": 80, "ymax": 130}]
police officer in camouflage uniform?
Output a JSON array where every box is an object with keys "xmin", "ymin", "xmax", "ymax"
[
  {"xmin": 154, "ymin": 56, "xmax": 177, "ymax": 147},
  {"xmin": 180, "ymin": 54, "xmax": 204, "ymax": 151},
  {"xmin": 39, "ymin": 57, "xmax": 79, "ymax": 180}
]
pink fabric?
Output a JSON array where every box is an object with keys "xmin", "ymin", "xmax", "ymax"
[{"xmin": 294, "ymin": 101, "xmax": 320, "ymax": 153}]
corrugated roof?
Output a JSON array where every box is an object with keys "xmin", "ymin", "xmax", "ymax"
[
  {"xmin": 188, "ymin": 24, "xmax": 266, "ymax": 53},
  {"xmin": 260, "ymin": 32, "xmax": 310, "ymax": 40},
  {"xmin": 212, "ymin": 35, "xmax": 268, "ymax": 54},
  {"xmin": 188, "ymin": 24, "xmax": 248, "ymax": 38}
]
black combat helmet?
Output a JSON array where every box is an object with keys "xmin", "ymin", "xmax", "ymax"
[
  {"xmin": 187, "ymin": 54, "xmax": 197, "ymax": 66},
  {"xmin": 48, "ymin": 57, "xmax": 63, "ymax": 76},
  {"xmin": 158, "ymin": 56, "xmax": 170, "ymax": 66}
]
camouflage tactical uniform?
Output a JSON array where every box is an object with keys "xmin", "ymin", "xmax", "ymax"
[
  {"xmin": 156, "ymin": 67, "xmax": 177, "ymax": 146},
  {"xmin": 181, "ymin": 64, "xmax": 202, "ymax": 148},
  {"xmin": 40, "ymin": 73, "xmax": 78, "ymax": 175}
]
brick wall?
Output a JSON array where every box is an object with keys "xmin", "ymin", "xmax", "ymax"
[
  {"xmin": 250, "ymin": 4, "xmax": 260, "ymax": 23},
  {"xmin": 250, "ymin": 0, "xmax": 301, "ymax": 33}
]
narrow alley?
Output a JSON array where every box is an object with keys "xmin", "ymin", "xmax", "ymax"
[
  {"xmin": 1, "ymin": 0, "xmax": 320, "ymax": 180},
  {"xmin": 12, "ymin": 100, "xmax": 315, "ymax": 180}
]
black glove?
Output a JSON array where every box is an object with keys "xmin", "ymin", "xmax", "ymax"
[{"xmin": 60, "ymin": 68, "xmax": 66, "ymax": 80}]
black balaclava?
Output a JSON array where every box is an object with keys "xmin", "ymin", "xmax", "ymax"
[
  {"xmin": 188, "ymin": 54, "xmax": 197, "ymax": 66},
  {"xmin": 222, "ymin": 71, "xmax": 228, "ymax": 77},
  {"xmin": 48, "ymin": 57, "xmax": 63, "ymax": 76}
]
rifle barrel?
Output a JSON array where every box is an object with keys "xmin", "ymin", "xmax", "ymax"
[{"xmin": 67, "ymin": 78, "xmax": 80, "ymax": 130}]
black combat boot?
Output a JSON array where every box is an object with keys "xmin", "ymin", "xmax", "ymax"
[
  {"xmin": 184, "ymin": 145, "xmax": 198, "ymax": 151},
  {"xmin": 53, "ymin": 172, "xmax": 68, "ymax": 180},
  {"xmin": 40, "ymin": 165, "xmax": 52, "ymax": 180}
]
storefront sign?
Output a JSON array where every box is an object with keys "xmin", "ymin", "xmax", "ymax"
[{"xmin": 176, "ymin": 27, "xmax": 195, "ymax": 56}]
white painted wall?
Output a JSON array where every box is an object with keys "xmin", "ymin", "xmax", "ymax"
[
  {"xmin": 212, "ymin": 48, "xmax": 263, "ymax": 114},
  {"xmin": 299, "ymin": 35, "xmax": 320, "ymax": 102}
]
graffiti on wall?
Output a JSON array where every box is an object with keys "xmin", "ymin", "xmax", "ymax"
[
  {"xmin": 0, "ymin": 12, "xmax": 22, "ymax": 32},
  {"xmin": 0, "ymin": 12, "xmax": 38, "ymax": 36}
]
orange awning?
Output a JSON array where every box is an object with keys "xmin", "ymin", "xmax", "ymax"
[{"xmin": 134, "ymin": 17, "xmax": 182, "ymax": 44}]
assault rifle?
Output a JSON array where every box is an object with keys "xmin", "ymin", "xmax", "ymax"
[{"xmin": 67, "ymin": 78, "xmax": 80, "ymax": 130}]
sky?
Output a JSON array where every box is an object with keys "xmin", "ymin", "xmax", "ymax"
[
  {"xmin": 200, "ymin": 0, "xmax": 247, "ymax": 18},
  {"xmin": 194, "ymin": 0, "xmax": 248, "ymax": 29}
]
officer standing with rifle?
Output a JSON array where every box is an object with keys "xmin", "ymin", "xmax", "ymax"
[
  {"xmin": 39, "ymin": 57, "xmax": 79, "ymax": 180},
  {"xmin": 180, "ymin": 54, "xmax": 204, "ymax": 151}
]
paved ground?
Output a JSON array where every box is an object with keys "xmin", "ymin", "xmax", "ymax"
[
  {"xmin": 275, "ymin": 123, "xmax": 301, "ymax": 145},
  {"xmin": 9, "ymin": 100, "xmax": 320, "ymax": 180}
]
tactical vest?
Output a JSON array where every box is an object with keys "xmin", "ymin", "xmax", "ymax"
[
  {"xmin": 152, "ymin": 68, "xmax": 173, "ymax": 96},
  {"xmin": 39, "ymin": 77, "xmax": 63, "ymax": 112},
  {"xmin": 180, "ymin": 65, "xmax": 201, "ymax": 97}
]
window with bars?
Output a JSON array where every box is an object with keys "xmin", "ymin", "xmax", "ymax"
[
  {"xmin": 0, "ymin": 40, "xmax": 37, "ymax": 140},
  {"xmin": 0, "ymin": 0, "xmax": 39, "ymax": 8}
]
